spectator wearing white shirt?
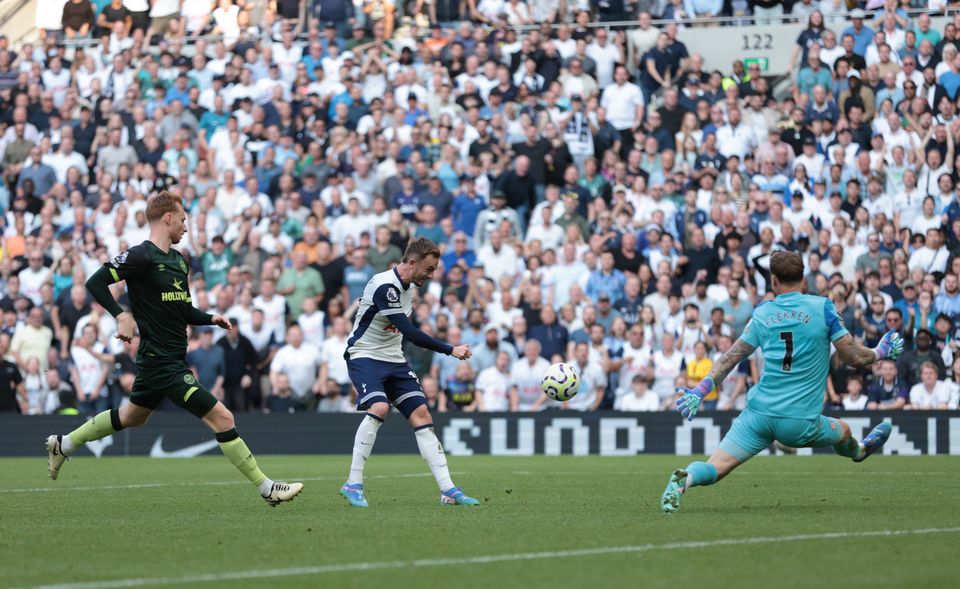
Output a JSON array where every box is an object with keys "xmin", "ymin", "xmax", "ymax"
[
  {"xmin": 271, "ymin": 29, "xmax": 302, "ymax": 82},
  {"xmin": 70, "ymin": 324, "xmax": 110, "ymax": 416},
  {"xmin": 909, "ymin": 226, "xmax": 949, "ymax": 274},
  {"xmin": 475, "ymin": 351, "xmax": 513, "ymax": 412},
  {"xmin": 18, "ymin": 254, "xmax": 51, "ymax": 306},
  {"xmin": 842, "ymin": 374, "xmax": 870, "ymax": 410},
  {"xmin": 600, "ymin": 64, "xmax": 644, "ymax": 150},
  {"xmin": 860, "ymin": 175, "xmax": 895, "ymax": 221},
  {"xmin": 715, "ymin": 108, "xmax": 757, "ymax": 160},
  {"xmin": 524, "ymin": 205, "xmax": 565, "ymax": 251},
  {"xmin": 297, "ymin": 297, "xmax": 326, "ymax": 350},
  {"xmin": 509, "ymin": 339, "xmax": 550, "ymax": 412},
  {"xmin": 252, "ymin": 278, "xmax": 287, "ymax": 343},
  {"xmin": 615, "ymin": 374, "xmax": 660, "ymax": 411},
  {"xmin": 318, "ymin": 317, "xmax": 352, "ymax": 412},
  {"xmin": 908, "ymin": 362, "xmax": 951, "ymax": 409},
  {"xmin": 586, "ymin": 28, "xmax": 622, "ymax": 88},
  {"xmin": 565, "ymin": 342, "xmax": 607, "ymax": 411},
  {"xmin": 269, "ymin": 325, "xmax": 323, "ymax": 410},
  {"xmin": 650, "ymin": 331, "xmax": 685, "ymax": 408},
  {"xmin": 477, "ymin": 229, "xmax": 520, "ymax": 286},
  {"xmin": 43, "ymin": 136, "xmax": 88, "ymax": 184}
]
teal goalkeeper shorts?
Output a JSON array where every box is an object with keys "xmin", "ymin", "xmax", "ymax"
[{"xmin": 718, "ymin": 408, "xmax": 846, "ymax": 462}]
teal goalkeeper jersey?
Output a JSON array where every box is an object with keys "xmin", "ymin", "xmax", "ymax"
[{"xmin": 739, "ymin": 291, "xmax": 849, "ymax": 419}]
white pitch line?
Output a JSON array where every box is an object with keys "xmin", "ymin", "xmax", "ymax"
[
  {"xmin": 6, "ymin": 467, "xmax": 943, "ymax": 493},
  {"xmin": 0, "ymin": 472, "xmax": 448, "ymax": 494},
  {"xmin": 18, "ymin": 527, "xmax": 960, "ymax": 589}
]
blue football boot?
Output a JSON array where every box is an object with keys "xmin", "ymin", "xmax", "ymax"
[{"xmin": 340, "ymin": 482, "xmax": 369, "ymax": 507}]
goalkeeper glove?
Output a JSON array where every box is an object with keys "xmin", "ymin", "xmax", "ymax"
[
  {"xmin": 874, "ymin": 329, "xmax": 904, "ymax": 361},
  {"xmin": 675, "ymin": 376, "xmax": 716, "ymax": 421}
]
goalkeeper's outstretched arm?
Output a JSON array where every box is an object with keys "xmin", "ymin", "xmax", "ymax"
[
  {"xmin": 706, "ymin": 339, "xmax": 757, "ymax": 386},
  {"xmin": 834, "ymin": 329, "xmax": 903, "ymax": 368}
]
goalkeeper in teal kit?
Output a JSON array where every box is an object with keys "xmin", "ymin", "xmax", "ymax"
[{"xmin": 662, "ymin": 251, "xmax": 904, "ymax": 513}]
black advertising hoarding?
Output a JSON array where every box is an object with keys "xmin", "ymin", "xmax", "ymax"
[{"xmin": 2, "ymin": 412, "xmax": 958, "ymax": 457}]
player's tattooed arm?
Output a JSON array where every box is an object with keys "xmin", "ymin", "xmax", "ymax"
[
  {"xmin": 833, "ymin": 334, "xmax": 879, "ymax": 368},
  {"xmin": 707, "ymin": 339, "xmax": 757, "ymax": 384}
]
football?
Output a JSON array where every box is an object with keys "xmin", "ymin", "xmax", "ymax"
[{"xmin": 541, "ymin": 362, "xmax": 581, "ymax": 402}]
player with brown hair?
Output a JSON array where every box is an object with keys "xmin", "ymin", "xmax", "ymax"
[{"xmin": 46, "ymin": 191, "xmax": 303, "ymax": 506}]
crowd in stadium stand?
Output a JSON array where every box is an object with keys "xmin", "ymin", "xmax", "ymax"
[{"xmin": 2, "ymin": 0, "xmax": 960, "ymax": 416}]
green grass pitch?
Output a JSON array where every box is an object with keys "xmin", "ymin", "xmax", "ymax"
[{"xmin": 1, "ymin": 455, "xmax": 958, "ymax": 589}]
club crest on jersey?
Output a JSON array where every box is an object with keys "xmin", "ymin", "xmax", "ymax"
[
  {"xmin": 111, "ymin": 251, "xmax": 129, "ymax": 268},
  {"xmin": 184, "ymin": 374, "xmax": 196, "ymax": 385}
]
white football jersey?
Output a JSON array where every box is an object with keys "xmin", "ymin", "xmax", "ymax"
[
  {"xmin": 510, "ymin": 357, "xmax": 550, "ymax": 411},
  {"xmin": 345, "ymin": 269, "xmax": 414, "ymax": 363}
]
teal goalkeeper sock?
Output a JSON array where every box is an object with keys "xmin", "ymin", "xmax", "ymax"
[
  {"xmin": 685, "ymin": 461, "xmax": 718, "ymax": 488},
  {"xmin": 833, "ymin": 436, "xmax": 862, "ymax": 459}
]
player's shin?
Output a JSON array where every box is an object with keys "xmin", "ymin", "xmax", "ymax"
[
  {"xmin": 216, "ymin": 428, "xmax": 272, "ymax": 493},
  {"xmin": 348, "ymin": 413, "xmax": 383, "ymax": 485},
  {"xmin": 64, "ymin": 408, "xmax": 125, "ymax": 455},
  {"xmin": 683, "ymin": 461, "xmax": 719, "ymax": 490},
  {"xmin": 415, "ymin": 424, "xmax": 455, "ymax": 491}
]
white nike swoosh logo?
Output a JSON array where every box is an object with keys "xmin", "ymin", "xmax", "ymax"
[
  {"xmin": 86, "ymin": 435, "xmax": 114, "ymax": 458},
  {"xmin": 150, "ymin": 436, "xmax": 220, "ymax": 458}
]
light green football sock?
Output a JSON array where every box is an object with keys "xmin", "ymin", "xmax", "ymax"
[
  {"xmin": 833, "ymin": 436, "xmax": 862, "ymax": 459},
  {"xmin": 67, "ymin": 409, "xmax": 121, "ymax": 451},
  {"xmin": 217, "ymin": 429, "xmax": 267, "ymax": 486}
]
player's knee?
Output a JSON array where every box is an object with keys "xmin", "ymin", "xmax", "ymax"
[
  {"xmin": 367, "ymin": 402, "xmax": 390, "ymax": 419},
  {"xmin": 119, "ymin": 404, "xmax": 150, "ymax": 427},
  {"xmin": 204, "ymin": 404, "xmax": 235, "ymax": 432},
  {"xmin": 216, "ymin": 409, "xmax": 236, "ymax": 432},
  {"xmin": 838, "ymin": 420, "xmax": 852, "ymax": 443},
  {"xmin": 407, "ymin": 404, "xmax": 432, "ymax": 427}
]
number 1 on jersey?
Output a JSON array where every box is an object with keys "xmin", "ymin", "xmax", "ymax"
[{"xmin": 779, "ymin": 331, "xmax": 794, "ymax": 371}]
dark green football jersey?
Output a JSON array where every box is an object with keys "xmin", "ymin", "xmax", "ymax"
[{"xmin": 107, "ymin": 241, "xmax": 207, "ymax": 361}]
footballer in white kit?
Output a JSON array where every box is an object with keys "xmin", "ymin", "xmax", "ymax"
[{"xmin": 339, "ymin": 238, "xmax": 479, "ymax": 507}]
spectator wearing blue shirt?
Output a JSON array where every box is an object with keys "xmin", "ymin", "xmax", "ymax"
[
  {"xmin": 198, "ymin": 95, "xmax": 229, "ymax": 140},
  {"xmin": 17, "ymin": 146, "xmax": 57, "ymax": 197},
  {"xmin": 417, "ymin": 175, "xmax": 454, "ymax": 219},
  {"xmin": 164, "ymin": 74, "xmax": 192, "ymax": 106},
  {"xmin": 441, "ymin": 232, "xmax": 476, "ymax": 276},
  {"xmin": 528, "ymin": 307, "xmax": 569, "ymax": 360},
  {"xmin": 683, "ymin": 0, "xmax": 722, "ymax": 19},
  {"xmin": 413, "ymin": 205, "xmax": 446, "ymax": 245},
  {"xmin": 842, "ymin": 9, "xmax": 876, "ymax": 57},
  {"xmin": 586, "ymin": 251, "xmax": 627, "ymax": 303},
  {"xmin": 874, "ymin": 80, "xmax": 904, "ymax": 110},
  {"xmin": 342, "ymin": 248, "xmax": 376, "ymax": 303},
  {"xmin": 866, "ymin": 359, "xmax": 908, "ymax": 409},
  {"xmin": 403, "ymin": 94, "xmax": 428, "ymax": 125},
  {"xmin": 451, "ymin": 175, "xmax": 486, "ymax": 237},
  {"xmin": 941, "ymin": 64, "xmax": 960, "ymax": 101},
  {"xmin": 796, "ymin": 48, "xmax": 833, "ymax": 97},
  {"xmin": 391, "ymin": 172, "xmax": 421, "ymax": 222},
  {"xmin": 935, "ymin": 273, "xmax": 960, "ymax": 321},
  {"xmin": 186, "ymin": 327, "xmax": 226, "ymax": 400},
  {"xmin": 804, "ymin": 85, "xmax": 839, "ymax": 124},
  {"xmin": 328, "ymin": 88, "xmax": 352, "ymax": 119}
]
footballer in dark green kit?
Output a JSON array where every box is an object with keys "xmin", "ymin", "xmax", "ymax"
[{"xmin": 46, "ymin": 191, "xmax": 303, "ymax": 506}]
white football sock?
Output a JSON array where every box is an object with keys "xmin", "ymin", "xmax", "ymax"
[
  {"xmin": 347, "ymin": 415, "xmax": 382, "ymax": 485},
  {"xmin": 59, "ymin": 434, "xmax": 75, "ymax": 456},
  {"xmin": 258, "ymin": 477, "xmax": 275, "ymax": 496},
  {"xmin": 415, "ymin": 426, "xmax": 454, "ymax": 492}
]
